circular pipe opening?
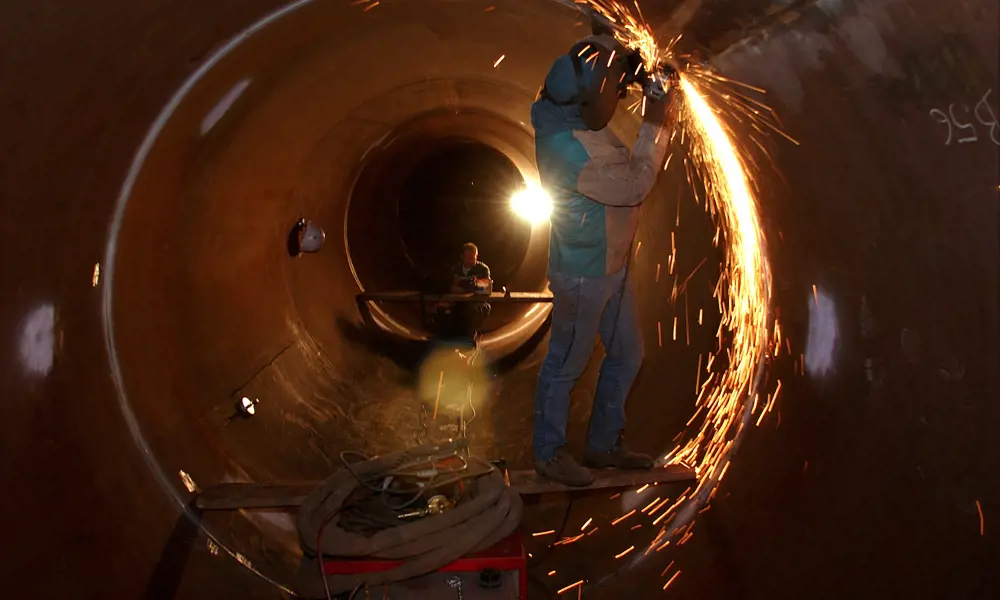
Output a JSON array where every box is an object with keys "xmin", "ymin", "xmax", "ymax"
[
  {"xmin": 100, "ymin": 0, "xmax": 755, "ymax": 594},
  {"xmin": 345, "ymin": 107, "xmax": 551, "ymax": 345},
  {"xmin": 397, "ymin": 140, "xmax": 529, "ymax": 287}
]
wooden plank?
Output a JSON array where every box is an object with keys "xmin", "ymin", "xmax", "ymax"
[
  {"xmin": 194, "ymin": 466, "xmax": 696, "ymax": 510},
  {"xmin": 508, "ymin": 465, "xmax": 696, "ymax": 495},
  {"xmin": 358, "ymin": 291, "xmax": 553, "ymax": 304},
  {"xmin": 194, "ymin": 482, "xmax": 316, "ymax": 510}
]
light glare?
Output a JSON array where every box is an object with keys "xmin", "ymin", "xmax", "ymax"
[{"xmin": 510, "ymin": 185, "xmax": 553, "ymax": 224}]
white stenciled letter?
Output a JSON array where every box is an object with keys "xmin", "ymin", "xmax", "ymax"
[
  {"xmin": 973, "ymin": 89, "xmax": 1000, "ymax": 146},
  {"xmin": 949, "ymin": 103, "xmax": 979, "ymax": 143},
  {"xmin": 929, "ymin": 108, "xmax": 953, "ymax": 145}
]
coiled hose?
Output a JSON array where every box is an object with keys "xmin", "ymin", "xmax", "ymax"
[{"xmin": 295, "ymin": 442, "xmax": 523, "ymax": 598}]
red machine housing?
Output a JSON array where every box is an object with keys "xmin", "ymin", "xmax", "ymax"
[{"xmin": 322, "ymin": 531, "xmax": 527, "ymax": 599}]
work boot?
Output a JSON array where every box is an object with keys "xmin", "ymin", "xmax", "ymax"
[
  {"xmin": 583, "ymin": 442, "xmax": 654, "ymax": 470},
  {"xmin": 535, "ymin": 447, "xmax": 595, "ymax": 487}
]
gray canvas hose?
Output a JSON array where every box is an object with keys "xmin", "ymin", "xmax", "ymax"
[{"xmin": 295, "ymin": 444, "xmax": 523, "ymax": 599}]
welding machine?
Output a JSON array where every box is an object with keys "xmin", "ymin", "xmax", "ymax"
[{"xmin": 322, "ymin": 531, "xmax": 526, "ymax": 599}]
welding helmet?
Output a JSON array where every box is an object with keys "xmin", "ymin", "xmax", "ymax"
[{"xmin": 540, "ymin": 34, "xmax": 648, "ymax": 131}]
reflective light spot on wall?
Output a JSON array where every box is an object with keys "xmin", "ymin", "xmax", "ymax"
[
  {"xmin": 92, "ymin": 263, "xmax": 101, "ymax": 287},
  {"xmin": 178, "ymin": 470, "xmax": 198, "ymax": 493},
  {"xmin": 246, "ymin": 509, "xmax": 297, "ymax": 536},
  {"xmin": 19, "ymin": 303, "xmax": 56, "ymax": 377},
  {"xmin": 200, "ymin": 78, "xmax": 251, "ymax": 135},
  {"xmin": 805, "ymin": 286, "xmax": 838, "ymax": 378},
  {"xmin": 617, "ymin": 482, "xmax": 662, "ymax": 520},
  {"xmin": 418, "ymin": 347, "xmax": 488, "ymax": 421}
]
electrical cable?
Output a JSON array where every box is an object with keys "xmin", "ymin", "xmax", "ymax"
[
  {"xmin": 346, "ymin": 582, "xmax": 365, "ymax": 600},
  {"xmin": 339, "ymin": 451, "xmax": 421, "ymax": 496},
  {"xmin": 341, "ymin": 449, "xmax": 464, "ymax": 515},
  {"xmin": 386, "ymin": 453, "xmax": 469, "ymax": 477},
  {"xmin": 338, "ymin": 449, "xmax": 496, "ymax": 516},
  {"xmin": 463, "ymin": 347, "xmax": 480, "ymax": 433},
  {"xmin": 316, "ymin": 505, "xmax": 348, "ymax": 600}
]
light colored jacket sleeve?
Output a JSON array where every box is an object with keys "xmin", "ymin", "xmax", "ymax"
[{"xmin": 575, "ymin": 122, "xmax": 670, "ymax": 207}]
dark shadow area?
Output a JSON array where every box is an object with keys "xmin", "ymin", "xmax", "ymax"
[
  {"xmin": 336, "ymin": 316, "xmax": 429, "ymax": 374},
  {"xmin": 489, "ymin": 315, "xmax": 551, "ymax": 377},
  {"xmin": 142, "ymin": 504, "xmax": 204, "ymax": 600},
  {"xmin": 286, "ymin": 218, "xmax": 308, "ymax": 257},
  {"xmin": 338, "ymin": 307, "xmax": 550, "ymax": 378},
  {"xmin": 697, "ymin": 509, "xmax": 749, "ymax": 600},
  {"xmin": 398, "ymin": 139, "xmax": 530, "ymax": 284}
]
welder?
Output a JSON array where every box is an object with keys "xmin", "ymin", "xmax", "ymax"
[
  {"xmin": 437, "ymin": 242, "xmax": 492, "ymax": 341},
  {"xmin": 530, "ymin": 31, "xmax": 678, "ymax": 486}
]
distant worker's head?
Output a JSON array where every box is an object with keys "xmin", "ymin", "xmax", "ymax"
[
  {"xmin": 538, "ymin": 34, "xmax": 644, "ymax": 131},
  {"xmin": 461, "ymin": 243, "xmax": 479, "ymax": 268}
]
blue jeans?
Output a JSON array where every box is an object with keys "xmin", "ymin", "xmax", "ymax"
[{"xmin": 533, "ymin": 268, "xmax": 644, "ymax": 461}]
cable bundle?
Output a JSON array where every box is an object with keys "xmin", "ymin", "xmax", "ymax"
[{"xmin": 295, "ymin": 441, "xmax": 522, "ymax": 599}]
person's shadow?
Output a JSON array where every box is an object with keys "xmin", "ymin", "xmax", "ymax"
[
  {"xmin": 339, "ymin": 307, "xmax": 550, "ymax": 380},
  {"xmin": 142, "ymin": 502, "xmax": 203, "ymax": 600},
  {"xmin": 336, "ymin": 316, "xmax": 429, "ymax": 375},
  {"xmin": 344, "ymin": 274, "xmax": 551, "ymax": 377}
]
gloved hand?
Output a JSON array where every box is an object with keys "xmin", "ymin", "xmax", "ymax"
[
  {"xmin": 642, "ymin": 66, "xmax": 677, "ymax": 126},
  {"xmin": 660, "ymin": 63, "xmax": 680, "ymax": 81},
  {"xmin": 643, "ymin": 64, "xmax": 679, "ymax": 100}
]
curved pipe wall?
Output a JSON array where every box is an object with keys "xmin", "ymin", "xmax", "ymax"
[{"xmin": 0, "ymin": 0, "xmax": 996, "ymax": 599}]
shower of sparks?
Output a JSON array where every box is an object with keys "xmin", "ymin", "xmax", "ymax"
[
  {"xmin": 663, "ymin": 570, "xmax": 682, "ymax": 590},
  {"xmin": 493, "ymin": 54, "xmax": 506, "ymax": 68},
  {"xmin": 526, "ymin": 0, "xmax": 780, "ymax": 595},
  {"xmin": 611, "ymin": 509, "xmax": 636, "ymax": 526}
]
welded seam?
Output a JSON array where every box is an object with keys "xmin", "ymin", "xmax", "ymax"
[
  {"xmin": 99, "ymin": 0, "xmax": 323, "ymax": 592},
  {"xmin": 229, "ymin": 341, "xmax": 296, "ymax": 397},
  {"xmin": 102, "ymin": 0, "xmax": 318, "ymax": 510}
]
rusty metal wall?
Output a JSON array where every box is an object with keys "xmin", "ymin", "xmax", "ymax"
[
  {"xmin": 0, "ymin": 0, "xmax": 995, "ymax": 598},
  {"xmin": 677, "ymin": 1, "xmax": 998, "ymax": 598}
]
